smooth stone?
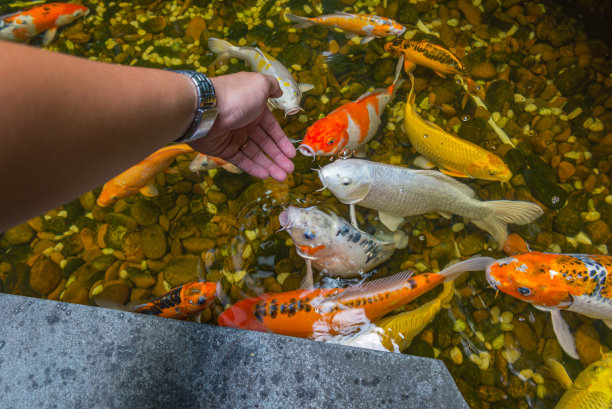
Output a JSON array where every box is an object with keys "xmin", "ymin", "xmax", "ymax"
[
  {"xmin": 30, "ymin": 258, "xmax": 62, "ymax": 295},
  {"xmin": 131, "ymin": 199, "xmax": 160, "ymax": 226},
  {"xmin": 127, "ymin": 268, "xmax": 157, "ymax": 289},
  {"xmin": 163, "ymin": 255, "xmax": 200, "ymax": 287},
  {"xmin": 140, "ymin": 224, "xmax": 167, "ymax": 260}
]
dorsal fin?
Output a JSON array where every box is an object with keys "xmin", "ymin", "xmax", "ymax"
[
  {"xmin": 411, "ymin": 170, "xmax": 477, "ymax": 198},
  {"xmin": 320, "ymin": 270, "xmax": 415, "ymax": 305}
]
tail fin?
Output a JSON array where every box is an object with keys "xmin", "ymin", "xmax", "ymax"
[
  {"xmin": 407, "ymin": 72, "xmax": 416, "ymax": 107},
  {"xmin": 388, "ymin": 55, "xmax": 406, "ymax": 98},
  {"xmin": 439, "ymin": 257, "xmax": 495, "ymax": 282},
  {"xmin": 208, "ymin": 37, "xmax": 235, "ymax": 67},
  {"xmin": 473, "ymin": 201, "xmax": 543, "ymax": 249},
  {"xmin": 285, "ymin": 13, "xmax": 314, "ymax": 28}
]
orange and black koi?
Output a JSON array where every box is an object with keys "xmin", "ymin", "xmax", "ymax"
[{"xmin": 133, "ymin": 281, "xmax": 220, "ymax": 320}]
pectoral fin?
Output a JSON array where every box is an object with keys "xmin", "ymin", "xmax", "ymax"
[
  {"xmin": 440, "ymin": 169, "xmax": 470, "ymax": 178},
  {"xmin": 139, "ymin": 183, "xmax": 159, "ymax": 197},
  {"xmin": 604, "ymin": 319, "xmax": 612, "ymax": 330},
  {"xmin": 300, "ymin": 260, "xmax": 314, "ymax": 290},
  {"xmin": 360, "ymin": 36, "xmax": 375, "ymax": 44},
  {"xmin": 378, "ymin": 211, "xmax": 404, "ymax": 232},
  {"xmin": 42, "ymin": 27, "xmax": 57, "ymax": 45},
  {"xmin": 433, "ymin": 70, "xmax": 447, "ymax": 79},
  {"xmin": 550, "ymin": 309, "xmax": 579, "ymax": 360},
  {"xmin": 222, "ymin": 163, "xmax": 242, "ymax": 174},
  {"xmin": 437, "ymin": 211, "xmax": 453, "ymax": 219},
  {"xmin": 353, "ymin": 146, "xmax": 367, "ymax": 158},
  {"xmin": 403, "ymin": 60, "xmax": 416, "ymax": 73},
  {"xmin": 413, "ymin": 156, "xmax": 437, "ymax": 170},
  {"xmin": 299, "ymin": 83, "xmax": 315, "ymax": 93}
]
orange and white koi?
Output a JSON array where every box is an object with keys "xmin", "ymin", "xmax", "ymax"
[
  {"xmin": 485, "ymin": 252, "xmax": 612, "ymax": 360},
  {"xmin": 189, "ymin": 153, "xmax": 241, "ymax": 174},
  {"xmin": 384, "ymin": 39, "xmax": 484, "ymax": 100},
  {"xmin": 403, "ymin": 74, "xmax": 512, "ymax": 182},
  {"xmin": 217, "ymin": 257, "xmax": 491, "ymax": 339},
  {"xmin": 0, "ymin": 2, "xmax": 88, "ymax": 45},
  {"xmin": 96, "ymin": 144, "xmax": 194, "ymax": 207},
  {"xmin": 286, "ymin": 12, "xmax": 405, "ymax": 44},
  {"xmin": 298, "ymin": 58, "xmax": 404, "ymax": 158}
]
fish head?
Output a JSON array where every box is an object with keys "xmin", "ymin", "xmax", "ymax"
[
  {"xmin": 55, "ymin": 4, "xmax": 90, "ymax": 26},
  {"xmin": 389, "ymin": 21, "xmax": 406, "ymax": 37},
  {"xmin": 467, "ymin": 153, "xmax": 512, "ymax": 182},
  {"xmin": 189, "ymin": 153, "xmax": 211, "ymax": 172},
  {"xmin": 179, "ymin": 281, "xmax": 218, "ymax": 314},
  {"xmin": 384, "ymin": 39, "xmax": 405, "ymax": 55},
  {"xmin": 300, "ymin": 118, "xmax": 348, "ymax": 157},
  {"xmin": 485, "ymin": 254, "xmax": 574, "ymax": 308},
  {"xmin": 465, "ymin": 78, "xmax": 486, "ymax": 100},
  {"xmin": 573, "ymin": 351, "xmax": 612, "ymax": 390},
  {"xmin": 271, "ymin": 79, "xmax": 303, "ymax": 117},
  {"xmin": 96, "ymin": 182, "xmax": 134, "ymax": 207},
  {"xmin": 279, "ymin": 206, "xmax": 338, "ymax": 253},
  {"xmin": 319, "ymin": 159, "xmax": 373, "ymax": 204}
]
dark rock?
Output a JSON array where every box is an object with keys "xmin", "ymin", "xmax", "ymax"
[
  {"xmin": 277, "ymin": 43, "xmax": 312, "ymax": 67},
  {"xmin": 131, "ymin": 199, "xmax": 160, "ymax": 226},
  {"xmin": 405, "ymin": 339, "xmax": 434, "ymax": 358},
  {"xmin": 62, "ymin": 257, "xmax": 85, "ymax": 278},
  {"xmin": 44, "ymin": 217, "xmax": 68, "ymax": 235},
  {"xmin": 105, "ymin": 213, "xmax": 138, "ymax": 230},
  {"xmin": 372, "ymin": 58, "xmax": 396, "ymax": 82},
  {"xmin": 140, "ymin": 224, "xmax": 167, "ymax": 260},
  {"xmin": 398, "ymin": 3, "xmax": 419, "ymax": 25},
  {"xmin": 164, "ymin": 255, "xmax": 200, "ymax": 287},
  {"xmin": 485, "ymin": 80, "xmax": 513, "ymax": 112},
  {"xmin": 60, "ymin": 234, "xmax": 84, "ymax": 257},
  {"xmin": 503, "ymin": 148, "xmax": 527, "ymax": 175},
  {"xmin": 524, "ymin": 170, "xmax": 567, "ymax": 210},
  {"xmin": 3, "ymin": 224, "xmax": 34, "ymax": 245},
  {"xmin": 91, "ymin": 255, "xmax": 117, "ymax": 272},
  {"xmin": 213, "ymin": 172, "xmax": 253, "ymax": 200},
  {"xmin": 227, "ymin": 21, "xmax": 248, "ymax": 41},
  {"xmin": 104, "ymin": 225, "xmax": 129, "ymax": 249},
  {"xmin": 30, "ymin": 258, "xmax": 62, "ymax": 295},
  {"xmin": 458, "ymin": 117, "xmax": 487, "ymax": 144},
  {"xmin": 142, "ymin": 16, "xmax": 166, "ymax": 33},
  {"xmin": 554, "ymin": 66, "xmax": 590, "ymax": 96},
  {"xmin": 490, "ymin": 51, "xmax": 510, "ymax": 64},
  {"xmin": 553, "ymin": 205, "xmax": 583, "ymax": 236}
]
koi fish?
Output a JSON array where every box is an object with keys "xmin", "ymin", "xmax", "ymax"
[
  {"xmin": 285, "ymin": 12, "xmax": 405, "ymax": 44},
  {"xmin": 318, "ymin": 158, "xmax": 543, "ymax": 249},
  {"xmin": 548, "ymin": 352, "xmax": 612, "ymax": 409},
  {"xmin": 331, "ymin": 280, "xmax": 455, "ymax": 352},
  {"xmin": 0, "ymin": 2, "xmax": 89, "ymax": 45},
  {"xmin": 485, "ymin": 252, "xmax": 612, "ymax": 360},
  {"xmin": 208, "ymin": 38, "xmax": 313, "ymax": 117},
  {"xmin": 189, "ymin": 153, "xmax": 241, "ymax": 174},
  {"xmin": 94, "ymin": 281, "xmax": 220, "ymax": 320},
  {"xmin": 298, "ymin": 58, "xmax": 404, "ymax": 158},
  {"xmin": 403, "ymin": 74, "xmax": 512, "ymax": 182},
  {"xmin": 279, "ymin": 206, "xmax": 396, "ymax": 289},
  {"xmin": 384, "ymin": 39, "xmax": 484, "ymax": 100},
  {"xmin": 96, "ymin": 144, "xmax": 194, "ymax": 207},
  {"xmin": 217, "ymin": 257, "xmax": 491, "ymax": 339}
]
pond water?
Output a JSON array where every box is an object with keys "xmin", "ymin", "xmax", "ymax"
[{"xmin": 1, "ymin": 0, "xmax": 611, "ymax": 408}]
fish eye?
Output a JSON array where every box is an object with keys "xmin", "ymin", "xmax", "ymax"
[
  {"xmin": 475, "ymin": 85, "xmax": 482, "ymax": 90},
  {"xmin": 303, "ymin": 230, "xmax": 316, "ymax": 240},
  {"xmin": 327, "ymin": 138, "xmax": 335, "ymax": 145},
  {"xmin": 517, "ymin": 287, "xmax": 531, "ymax": 296},
  {"xmin": 197, "ymin": 295, "xmax": 208, "ymax": 305},
  {"xmin": 341, "ymin": 177, "xmax": 352, "ymax": 186},
  {"xmin": 488, "ymin": 170, "xmax": 496, "ymax": 176}
]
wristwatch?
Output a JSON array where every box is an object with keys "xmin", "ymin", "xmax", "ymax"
[{"xmin": 172, "ymin": 70, "xmax": 218, "ymax": 143}]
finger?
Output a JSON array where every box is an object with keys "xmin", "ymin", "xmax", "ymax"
[
  {"xmin": 227, "ymin": 150, "xmax": 270, "ymax": 180},
  {"xmin": 262, "ymin": 74, "xmax": 282, "ymax": 98},
  {"xmin": 258, "ymin": 109, "xmax": 296, "ymax": 158},
  {"xmin": 242, "ymin": 136, "xmax": 291, "ymax": 181},
  {"xmin": 250, "ymin": 125, "xmax": 295, "ymax": 174}
]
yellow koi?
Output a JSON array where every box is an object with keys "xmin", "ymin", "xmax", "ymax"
[{"xmin": 403, "ymin": 74, "xmax": 512, "ymax": 182}]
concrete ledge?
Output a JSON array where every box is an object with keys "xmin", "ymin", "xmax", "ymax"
[{"xmin": 0, "ymin": 293, "xmax": 467, "ymax": 409}]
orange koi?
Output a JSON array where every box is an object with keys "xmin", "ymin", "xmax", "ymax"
[
  {"xmin": 485, "ymin": 252, "xmax": 612, "ymax": 359},
  {"xmin": 286, "ymin": 12, "xmax": 405, "ymax": 44},
  {"xmin": 133, "ymin": 281, "xmax": 220, "ymax": 319},
  {"xmin": 0, "ymin": 2, "xmax": 88, "ymax": 45},
  {"xmin": 384, "ymin": 39, "xmax": 484, "ymax": 100},
  {"xmin": 96, "ymin": 144, "xmax": 194, "ymax": 207},
  {"xmin": 218, "ymin": 257, "xmax": 491, "ymax": 339},
  {"xmin": 298, "ymin": 58, "xmax": 404, "ymax": 158},
  {"xmin": 188, "ymin": 153, "xmax": 241, "ymax": 174}
]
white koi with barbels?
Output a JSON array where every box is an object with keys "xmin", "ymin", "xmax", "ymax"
[
  {"xmin": 208, "ymin": 38, "xmax": 314, "ymax": 116},
  {"xmin": 279, "ymin": 206, "xmax": 397, "ymax": 289},
  {"xmin": 188, "ymin": 153, "xmax": 241, "ymax": 174},
  {"xmin": 285, "ymin": 11, "xmax": 405, "ymax": 44},
  {"xmin": 318, "ymin": 158, "xmax": 543, "ymax": 249}
]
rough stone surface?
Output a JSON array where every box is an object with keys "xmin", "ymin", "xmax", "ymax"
[{"xmin": 0, "ymin": 293, "xmax": 467, "ymax": 409}]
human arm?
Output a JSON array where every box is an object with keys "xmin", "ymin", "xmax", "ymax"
[{"xmin": 0, "ymin": 41, "xmax": 294, "ymax": 231}]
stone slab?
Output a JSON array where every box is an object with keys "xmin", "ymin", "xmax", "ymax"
[{"xmin": 0, "ymin": 293, "xmax": 467, "ymax": 409}]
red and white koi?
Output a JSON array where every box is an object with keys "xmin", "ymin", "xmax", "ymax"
[
  {"xmin": 298, "ymin": 58, "xmax": 404, "ymax": 158},
  {"xmin": 0, "ymin": 2, "xmax": 88, "ymax": 45},
  {"xmin": 485, "ymin": 252, "xmax": 612, "ymax": 360},
  {"xmin": 286, "ymin": 12, "xmax": 405, "ymax": 44},
  {"xmin": 279, "ymin": 206, "xmax": 396, "ymax": 289}
]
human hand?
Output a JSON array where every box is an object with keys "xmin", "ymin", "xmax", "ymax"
[{"xmin": 189, "ymin": 72, "xmax": 296, "ymax": 182}]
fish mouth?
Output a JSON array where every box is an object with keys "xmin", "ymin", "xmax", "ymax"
[
  {"xmin": 285, "ymin": 107, "xmax": 304, "ymax": 117},
  {"xmin": 279, "ymin": 209, "xmax": 290, "ymax": 227},
  {"xmin": 484, "ymin": 268, "xmax": 500, "ymax": 290},
  {"xmin": 298, "ymin": 144, "xmax": 316, "ymax": 157}
]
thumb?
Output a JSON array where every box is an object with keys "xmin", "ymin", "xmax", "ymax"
[{"xmin": 262, "ymin": 74, "xmax": 283, "ymax": 98}]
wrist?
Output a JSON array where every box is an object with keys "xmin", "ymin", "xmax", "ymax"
[{"xmin": 171, "ymin": 70, "xmax": 218, "ymax": 143}]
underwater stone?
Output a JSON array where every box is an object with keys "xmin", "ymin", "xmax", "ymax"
[
  {"xmin": 398, "ymin": 3, "xmax": 419, "ymax": 25},
  {"xmin": 485, "ymin": 80, "xmax": 513, "ymax": 113},
  {"xmin": 431, "ymin": 83, "xmax": 457, "ymax": 105},
  {"xmin": 584, "ymin": 219, "xmax": 611, "ymax": 245},
  {"xmin": 207, "ymin": 190, "xmax": 227, "ymax": 205},
  {"xmin": 182, "ymin": 238, "xmax": 216, "ymax": 254},
  {"xmin": 169, "ymin": 215, "xmax": 198, "ymax": 240},
  {"xmin": 476, "ymin": 386, "xmax": 507, "ymax": 403},
  {"xmin": 406, "ymin": 339, "xmax": 435, "ymax": 358},
  {"xmin": 503, "ymin": 148, "xmax": 527, "ymax": 176},
  {"xmin": 142, "ymin": 16, "xmax": 166, "ymax": 33},
  {"xmin": 213, "ymin": 172, "xmax": 253, "ymax": 200},
  {"xmin": 60, "ymin": 234, "xmax": 84, "ymax": 257},
  {"xmin": 524, "ymin": 171, "xmax": 567, "ymax": 210},
  {"xmin": 458, "ymin": 117, "xmax": 487, "ymax": 144},
  {"xmin": 554, "ymin": 66, "xmax": 589, "ymax": 96},
  {"xmin": 164, "ymin": 255, "xmax": 200, "ymax": 287},
  {"xmin": 372, "ymin": 58, "xmax": 396, "ymax": 82},
  {"xmin": 455, "ymin": 379, "xmax": 482, "ymax": 409},
  {"xmin": 575, "ymin": 323, "xmax": 602, "ymax": 365},
  {"xmin": 3, "ymin": 223, "xmax": 34, "ymax": 245},
  {"xmin": 62, "ymin": 257, "xmax": 85, "ymax": 278},
  {"xmin": 105, "ymin": 213, "xmax": 138, "ymax": 231},
  {"xmin": 127, "ymin": 268, "xmax": 156, "ymax": 289},
  {"xmin": 277, "ymin": 43, "xmax": 312, "ymax": 67},
  {"xmin": 44, "ymin": 217, "xmax": 68, "ymax": 235},
  {"xmin": 96, "ymin": 280, "xmax": 130, "ymax": 304},
  {"xmin": 131, "ymin": 199, "xmax": 160, "ymax": 226},
  {"xmin": 104, "ymin": 225, "xmax": 129, "ymax": 250},
  {"xmin": 63, "ymin": 199, "xmax": 84, "ymax": 222},
  {"xmin": 511, "ymin": 321, "xmax": 537, "ymax": 352},
  {"xmin": 553, "ymin": 205, "xmax": 582, "ymax": 236},
  {"xmin": 91, "ymin": 254, "xmax": 117, "ymax": 272},
  {"xmin": 490, "ymin": 51, "xmax": 511, "ymax": 64},
  {"xmin": 227, "ymin": 21, "xmax": 248, "ymax": 41},
  {"xmin": 255, "ymin": 235, "xmax": 290, "ymax": 270},
  {"xmin": 30, "ymin": 258, "xmax": 62, "ymax": 295},
  {"xmin": 121, "ymin": 232, "xmax": 144, "ymax": 263},
  {"xmin": 457, "ymin": 234, "xmax": 485, "ymax": 257},
  {"xmin": 140, "ymin": 224, "xmax": 167, "ymax": 260}
]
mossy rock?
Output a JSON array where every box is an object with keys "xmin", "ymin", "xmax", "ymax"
[
  {"xmin": 3, "ymin": 223, "xmax": 34, "ymax": 245},
  {"xmin": 104, "ymin": 225, "xmax": 129, "ymax": 249},
  {"xmin": 398, "ymin": 3, "xmax": 419, "ymax": 25},
  {"xmin": 131, "ymin": 199, "xmax": 160, "ymax": 226},
  {"xmin": 554, "ymin": 66, "xmax": 589, "ymax": 96},
  {"xmin": 62, "ymin": 199, "xmax": 84, "ymax": 222},
  {"xmin": 524, "ymin": 170, "xmax": 567, "ymax": 210},
  {"xmin": 169, "ymin": 214, "xmax": 199, "ymax": 240},
  {"xmin": 60, "ymin": 234, "xmax": 84, "ymax": 257},
  {"xmin": 525, "ymin": 153, "xmax": 556, "ymax": 183},
  {"xmin": 140, "ymin": 224, "xmax": 167, "ymax": 260},
  {"xmin": 30, "ymin": 258, "xmax": 62, "ymax": 295},
  {"xmin": 127, "ymin": 268, "xmax": 157, "ymax": 288},
  {"xmin": 213, "ymin": 172, "xmax": 254, "ymax": 200},
  {"xmin": 164, "ymin": 255, "xmax": 200, "ymax": 287},
  {"xmin": 485, "ymin": 80, "xmax": 513, "ymax": 112},
  {"xmin": 105, "ymin": 213, "xmax": 138, "ymax": 230},
  {"xmin": 372, "ymin": 58, "xmax": 396, "ymax": 82},
  {"xmin": 405, "ymin": 339, "xmax": 434, "ymax": 358},
  {"xmin": 44, "ymin": 216, "xmax": 68, "ymax": 235},
  {"xmin": 490, "ymin": 51, "xmax": 510, "ymax": 64},
  {"xmin": 198, "ymin": 222, "xmax": 220, "ymax": 240},
  {"xmin": 63, "ymin": 257, "xmax": 86, "ymax": 278},
  {"xmin": 142, "ymin": 16, "xmax": 167, "ymax": 34},
  {"xmin": 277, "ymin": 43, "xmax": 312, "ymax": 67},
  {"xmin": 458, "ymin": 117, "xmax": 487, "ymax": 144},
  {"xmin": 91, "ymin": 254, "xmax": 117, "ymax": 272},
  {"xmin": 553, "ymin": 205, "xmax": 583, "ymax": 236}
]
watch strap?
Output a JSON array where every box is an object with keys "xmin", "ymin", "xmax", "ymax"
[{"xmin": 172, "ymin": 70, "xmax": 217, "ymax": 143}]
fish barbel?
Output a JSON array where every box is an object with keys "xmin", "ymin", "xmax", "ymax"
[
  {"xmin": 403, "ymin": 74, "xmax": 512, "ymax": 182},
  {"xmin": 207, "ymin": 37, "xmax": 313, "ymax": 116},
  {"xmin": 217, "ymin": 257, "xmax": 492, "ymax": 339},
  {"xmin": 486, "ymin": 252, "xmax": 612, "ymax": 360},
  {"xmin": 279, "ymin": 206, "xmax": 396, "ymax": 288},
  {"xmin": 286, "ymin": 11, "xmax": 405, "ymax": 44},
  {"xmin": 318, "ymin": 158, "xmax": 543, "ymax": 249}
]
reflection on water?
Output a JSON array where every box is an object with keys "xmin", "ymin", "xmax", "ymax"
[{"xmin": 1, "ymin": 0, "xmax": 611, "ymax": 407}]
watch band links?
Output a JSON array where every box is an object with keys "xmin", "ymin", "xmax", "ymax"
[{"xmin": 172, "ymin": 70, "xmax": 217, "ymax": 143}]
